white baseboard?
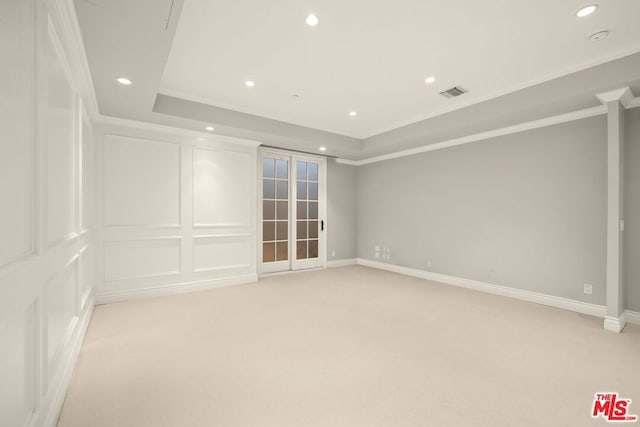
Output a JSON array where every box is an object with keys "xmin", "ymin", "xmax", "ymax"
[
  {"xmin": 32, "ymin": 296, "xmax": 95, "ymax": 427},
  {"xmin": 327, "ymin": 258, "xmax": 358, "ymax": 268},
  {"xmin": 604, "ymin": 315, "xmax": 626, "ymax": 333},
  {"xmin": 357, "ymin": 258, "xmax": 607, "ymax": 319},
  {"xmin": 623, "ymin": 310, "xmax": 640, "ymax": 327},
  {"xmin": 95, "ymin": 274, "xmax": 258, "ymax": 305}
]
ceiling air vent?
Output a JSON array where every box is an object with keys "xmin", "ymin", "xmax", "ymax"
[{"xmin": 439, "ymin": 86, "xmax": 468, "ymax": 98}]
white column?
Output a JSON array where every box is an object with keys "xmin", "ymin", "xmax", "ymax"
[{"xmin": 597, "ymin": 87, "xmax": 633, "ymax": 333}]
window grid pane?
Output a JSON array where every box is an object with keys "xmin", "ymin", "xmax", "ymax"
[
  {"xmin": 297, "ymin": 201, "xmax": 307, "ymax": 220},
  {"xmin": 308, "ymin": 163, "xmax": 318, "ymax": 181},
  {"xmin": 276, "ymin": 180, "xmax": 288, "ymax": 200},
  {"xmin": 263, "ymin": 221, "xmax": 275, "ymax": 241},
  {"xmin": 308, "ymin": 202, "xmax": 318, "ymax": 219},
  {"xmin": 276, "ymin": 159, "xmax": 288, "ymax": 179},
  {"xmin": 297, "ymin": 181, "xmax": 307, "ymax": 200},
  {"xmin": 263, "ymin": 242, "xmax": 275, "ymax": 262},
  {"xmin": 276, "ymin": 221, "xmax": 288, "ymax": 240},
  {"xmin": 308, "ymin": 221, "xmax": 318, "ymax": 239},
  {"xmin": 296, "ymin": 161, "xmax": 307, "ymax": 180},
  {"xmin": 263, "ymin": 158, "xmax": 275, "ymax": 178},
  {"xmin": 308, "ymin": 239, "xmax": 318, "ymax": 258},
  {"xmin": 263, "ymin": 179, "xmax": 275, "ymax": 199},
  {"xmin": 296, "ymin": 240, "xmax": 307, "ymax": 260},
  {"xmin": 276, "ymin": 242, "xmax": 288, "ymax": 261},
  {"xmin": 297, "ymin": 220, "xmax": 307, "ymax": 239},
  {"xmin": 308, "ymin": 182, "xmax": 318, "ymax": 201},
  {"xmin": 263, "ymin": 201, "xmax": 275, "ymax": 220}
]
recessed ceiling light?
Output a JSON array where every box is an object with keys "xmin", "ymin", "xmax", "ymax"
[
  {"xmin": 205, "ymin": 126, "xmax": 214, "ymax": 131},
  {"xmin": 349, "ymin": 111, "xmax": 357, "ymax": 117},
  {"xmin": 116, "ymin": 77, "xmax": 132, "ymax": 85},
  {"xmin": 589, "ymin": 30, "xmax": 609, "ymax": 41},
  {"xmin": 245, "ymin": 80, "xmax": 255, "ymax": 88},
  {"xmin": 425, "ymin": 76, "xmax": 436, "ymax": 84},
  {"xmin": 576, "ymin": 4, "xmax": 597, "ymax": 17},
  {"xmin": 306, "ymin": 14, "xmax": 319, "ymax": 26},
  {"xmin": 319, "ymin": 146, "xmax": 327, "ymax": 152}
]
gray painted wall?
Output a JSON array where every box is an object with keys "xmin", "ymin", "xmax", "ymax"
[
  {"xmin": 328, "ymin": 159, "xmax": 357, "ymax": 260},
  {"xmin": 357, "ymin": 116, "xmax": 607, "ymax": 304},
  {"xmin": 626, "ymin": 108, "xmax": 640, "ymax": 311}
]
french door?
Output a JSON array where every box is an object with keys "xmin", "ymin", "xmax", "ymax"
[{"xmin": 260, "ymin": 150, "xmax": 326, "ymax": 274}]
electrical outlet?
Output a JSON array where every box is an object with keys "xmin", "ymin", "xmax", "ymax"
[
  {"xmin": 331, "ymin": 250, "xmax": 336, "ymax": 258},
  {"xmin": 489, "ymin": 270, "xmax": 496, "ymax": 280},
  {"xmin": 584, "ymin": 284, "xmax": 593, "ymax": 295},
  {"xmin": 427, "ymin": 260, "xmax": 433, "ymax": 269}
]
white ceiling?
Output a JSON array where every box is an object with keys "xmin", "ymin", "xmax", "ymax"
[{"xmin": 160, "ymin": 0, "xmax": 640, "ymax": 139}]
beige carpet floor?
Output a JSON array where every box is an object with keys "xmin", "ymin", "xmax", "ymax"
[{"xmin": 58, "ymin": 266, "xmax": 640, "ymax": 427}]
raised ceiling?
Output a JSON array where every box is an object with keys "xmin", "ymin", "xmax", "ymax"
[
  {"xmin": 160, "ymin": 0, "xmax": 640, "ymax": 139},
  {"xmin": 74, "ymin": 0, "xmax": 640, "ymax": 159}
]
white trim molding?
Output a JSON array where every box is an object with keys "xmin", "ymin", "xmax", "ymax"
[
  {"xmin": 98, "ymin": 115, "xmax": 263, "ymax": 148},
  {"xmin": 604, "ymin": 315, "xmax": 626, "ymax": 333},
  {"xmin": 335, "ymin": 158, "xmax": 359, "ymax": 166},
  {"xmin": 36, "ymin": 296, "xmax": 94, "ymax": 427},
  {"xmin": 338, "ymin": 105, "xmax": 607, "ymax": 166},
  {"xmin": 357, "ymin": 258, "xmax": 607, "ymax": 319},
  {"xmin": 596, "ymin": 87, "xmax": 635, "ymax": 108},
  {"xmin": 336, "ymin": 92, "xmax": 640, "ymax": 166},
  {"xmin": 95, "ymin": 274, "xmax": 258, "ymax": 305},
  {"xmin": 624, "ymin": 310, "xmax": 640, "ymax": 327},
  {"xmin": 327, "ymin": 258, "xmax": 358, "ymax": 268}
]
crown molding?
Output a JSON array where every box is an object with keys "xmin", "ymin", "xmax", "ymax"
[
  {"xmin": 335, "ymin": 158, "xmax": 360, "ymax": 166},
  {"xmin": 596, "ymin": 87, "xmax": 635, "ymax": 109},
  {"xmin": 338, "ymin": 105, "xmax": 607, "ymax": 166},
  {"xmin": 98, "ymin": 115, "xmax": 263, "ymax": 148}
]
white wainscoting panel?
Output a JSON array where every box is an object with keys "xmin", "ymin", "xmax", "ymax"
[
  {"xmin": 193, "ymin": 235, "xmax": 252, "ymax": 273},
  {"xmin": 104, "ymin": 238, "xmax": 182, "ymax": 281},
  {"xmin": 46, "ymin": 27, "xmax": 77, "ymax": 246},
  {"xmin": 47, "ymin": 261, "xmax": 78, "ymax": 365},
  {"xmin": 0, "ymin": 307, "xmax": 34, "ymax": 427},
  {"xmin": 0, "ymin": 0, "xmax": 35, "ymax": 268},
  {"xmin": 80, "ymin": 244, "xmax": 94, "ymax": 307},
  {"xmin": 97, "ymin": 123, "xmax": 259, "ymax": 302},
  {"xmin": 81, "ymin": 109, "xmax": 94, "ymax": 231},
  {"xmin": 104, "ymin": 135, "xmax": 181, "ymax": 227},
  {"xmin": 193, "ymin": 148, "xmax": 251, "ymax": 227},
  {"xmin": 0, "ymin": 1, "xmax": 97, "ymax": 425}
]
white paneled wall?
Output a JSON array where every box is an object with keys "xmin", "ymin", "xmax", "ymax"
[
  {"xmin": 104, "ymin": 135, "xmax": 181, "ymax": 227},
  {"xmin": 96, "ymin": 123, "xmax": 259, "ymax": 303},
  {"xmin": 0, "ymin": 0, "xmax": 96, "ymax": 426}
]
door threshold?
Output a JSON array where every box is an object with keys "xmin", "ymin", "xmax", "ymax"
[{"xmin": 259, "ymin": 267, "xmax": 326, "ymax": 278}]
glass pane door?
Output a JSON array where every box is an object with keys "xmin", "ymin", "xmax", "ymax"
[
  {"xmin": 261, "ymin": 155, "xmax": 290, "ymax": 273},
  {"xmin": 294, "ymin": 161, "xmax": 319, "ymax": 260},
  {"xmin": 260, "ymin": 151, "xmax": 326, "ymax": 274},
  {"xmin": 291, "ymin": 157, "xmax": 324, "ymax": 271}
]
